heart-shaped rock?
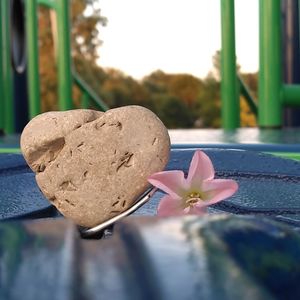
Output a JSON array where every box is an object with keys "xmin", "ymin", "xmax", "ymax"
[{"xmin": 21, "ymin": 106, "xmax": 170, "ymax": 227}]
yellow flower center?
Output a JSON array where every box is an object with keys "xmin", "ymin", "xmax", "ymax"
[{"xmin": 185, "ymin": 191, "xmax": 204, "ymax": 207}]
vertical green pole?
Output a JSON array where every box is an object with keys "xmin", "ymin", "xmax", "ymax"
[
  {"xmin": 26, "ymin": 0, "xmax": 41, "ymax": 118},
  {"xmin": 81, "ymin": 92, "xmax": 89, "ymax": 109},
  {"xmin": 56, "ymin": 0, "xmax": 73, "ymax": 110},
  {"xmin": 220, "ymin": 0, "xmax": 239, "ymax": 130},
  {"xmin": 0, "ymin": 1, "xmax": 4, "ymax": 131},
  {"xmin": 1, "ymin": 0, "xmax": 14, "ymax": 133},
  {"xmin": 259, "ymin": 0, "xmax": 282, "ymax": 127}
]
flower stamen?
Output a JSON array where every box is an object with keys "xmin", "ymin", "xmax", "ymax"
[
  {"xmin": 186, "ymin": 192, "xmax": 203, "ymax": 207},
  {"xmin": 186, "ymin": 197, "xmax": 200, "ymax": 206}
]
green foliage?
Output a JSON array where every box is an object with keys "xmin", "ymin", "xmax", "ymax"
[
  {"xmin": 196, "ymin": 75, "xmax": 221, "ymax": 127},
  {"xmin": 240, "ymin": 72, "xmax": 258, "ymax": 98},
  {"xmin": 140, "ymin": 70, "xmax": 210, "ymax": 128},
  {"xmin": 70, "ymin": 58, "xmax": 257, "ymax": 128},
  {"xmin": 152, "ymin": 95, "xmax": 194, "ymax": 128}
]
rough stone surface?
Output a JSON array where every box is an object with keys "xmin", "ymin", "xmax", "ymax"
[{"xmin": 20, "ymin": 106, "xmax": 170, "ymax": 227}]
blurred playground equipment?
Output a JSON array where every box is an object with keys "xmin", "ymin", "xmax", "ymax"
[
  {"xmin": 1, "ymin": 0, "xmax": 300, "ymax": 133},
  {"xmin": 0, "ymin": 0, "xmax": 108, "ymax": 134},
  {"xmin": 221, "ymin": 0, "xmax": 300, "ymax": 129}
]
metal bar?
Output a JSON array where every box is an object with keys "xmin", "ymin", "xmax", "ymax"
[
  {"xmin": 282, "ymin": 84, "xmax": 300, "ymax": 106},
  {"xmin": 56, "ymin": 0, "xmax": 73, "ymax": 110},
  {"xmin": 1, "ymin": 0, "xmax": 14, "ymax": 133},
  {"xmin": 37, "ymin": 0, "xmax": 56, "ymax": 9},
  {"xmin": 79, "ymin": 187, "xmax": 156, "ymax": 238},
  {"xmin": 220, "ymin": 0, "xmax": 239, "ymax": 129},
  {"xmin": 282, "ymin": 0, "xmax": 300, "ymax": 126},
  {"xmin": 258, "ymin": 0, "xmax": 282, "ymax": 127},
  {"xmin": 238, "ymin": 76, "xmax": 258, "ymax": 116},
  {"xmin": 81, "ymin": 92, "xmax": 89, "ymax": 109},
  {"xmin": 0, "ymin": 1, "xmax": 4, "ymax": 131},
  {"xmin": 25, "ymin": 0, "xmax": 41, "ymax": 118},
  {"xmin": 74, "ymin": 72, "xmax": 109, "ymax": 111}
]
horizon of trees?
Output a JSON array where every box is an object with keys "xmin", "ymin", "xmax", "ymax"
[{"xmin": 39, "ymin": 0, "xmax": 257, "ymax": 129}]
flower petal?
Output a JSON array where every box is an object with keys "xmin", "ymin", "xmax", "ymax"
[
  {"xmin": 188, "ymin": 205, "xmax": 207, "ymax": 215},
  {"xmin": 148, "ymin": 171, "xmax": 186, "ymax": 199},
  {"xmin": 197, "ymin": 179, "xmax": 238, "ymax": 207},
  {"xmin": 157, "ymin": 195, "xmax": 186, "ymax": 216},
  {"xmin": 187, "ymin": 150, "xmax": 215, "ymax": 186}
]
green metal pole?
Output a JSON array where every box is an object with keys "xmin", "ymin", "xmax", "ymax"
[
  {"xmin": 220, "ymin": 0, "xmax": 239, "ymax": 130},
  {"xmin": 0, "ymin": 1, "xmax": 4, "ymax": 131},
  {"xmin": 81, "ymin": 92, "xmax": 89, "ymax": 109},
  {"xmin": 282, "ymin": 84, "xmax": 300, "ymax": 106},
  {"xmin": 74, "ymin": 71, "xmax": 109, "ymax": 111},
  {"xmin": 37, "ymin": 0, "xmax": 56, "ymax": 9},
  {"xmin": 1, "ymin": 0, "xmax": 14, "ymax": 133},
  {"xmin": 258, "ymin": 0, "xmax": 282, "ymax": 127},
  {"xmin": 56, "ymin": 0, "xmax": 73, "ymax": 110},
  {"xmin": 239, "ymin": 76, "xmax": 258, "ymax": 116},
  {"xmin": 26, "ymin": 0, "xmax": 41, "ymax": 118}
]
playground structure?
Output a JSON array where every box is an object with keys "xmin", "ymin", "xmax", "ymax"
[
  {"xmin": 0, "ymin": 0, "xmax": 108, "ymax": 134},
  {"xmin": 221, "ymin": 0, "xmax": 300, "ymax": 129},
  {"xmin": 1, "ymin": 0, "xmax": 300, "ymax": 133}
]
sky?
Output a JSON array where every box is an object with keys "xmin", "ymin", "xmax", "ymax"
[{"xmin": 97, "ymin": 0, "xmax": 259, "ymax": 80}]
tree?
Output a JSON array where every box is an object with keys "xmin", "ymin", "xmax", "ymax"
[
  {"xmin": 71, "ymin": 0, "xmax": 107, "ymax": 61},
  {"xmin": 240, "ymin": 97, "xmax": 257, "ymax": 127},
  {"xmin": 209, "ymin": 50, "xmax": 257, "ymax": 127},
  {"xmin": 39, "ymin": 0, "xmax": 107, "ymax": 111},
  {"xmin": 195, "ymin": 75, "xmax": 221, "ymax": 128},
  {"xmin": 210, "ymin": 50, "xmax": 241, "ymax": 80},
  {"xmin": 168, "ymin": 74, "xmax": 203, "ymax": 107},
  {"xmin": 39, "ymin": 6, "xmax": 58, "ymax": 111},
  {"xmin": 154, "ymin": 95, "xmax": 194, "ymax": 128}
]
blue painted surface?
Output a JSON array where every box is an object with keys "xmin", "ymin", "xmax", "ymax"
[
  {"xmin": 1, "ymin": 149, "xmax": 300, "ymax": 227},
  {"xmin": 1, "ymin": 149, "xmax": 300, "ymax": 299},
  {"xmin": 0, "ymin": 154, "xmax": 55, "ymax": 220},
  {"xmin": 1, "ymin": 215, "xmax": 300, "ymax": 299},
  {"xmin": 135, "ymin": 149, "xmax": 300, "ymax": 227}
]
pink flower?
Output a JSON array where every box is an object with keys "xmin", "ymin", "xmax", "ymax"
[{"xmin": 148, "ymin": 150, "xmax": 238, "ymax": 216}]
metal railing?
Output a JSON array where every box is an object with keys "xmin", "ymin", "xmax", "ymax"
[
  {"xmin": 0, "ymin": 0, "xmax": 14, "ymax": 133},
  {"xmin": 73, "ymin": 72, "xmax": 109, "ymax": 111},
  {"xmin": 0, "ymin": 0, "xmax": 108, "ymax": 134},
  {"xmin": 221, "ymin": 0, "xmax": 300, "ymax": 129},
  {"xmin": 26, "ymin": 0, "xmax": 107, "ymax": 114}
]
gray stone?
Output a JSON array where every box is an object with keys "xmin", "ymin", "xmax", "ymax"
[{"xmin": 20, "ymin": 106, "xmax": 170, "ymax": 227}]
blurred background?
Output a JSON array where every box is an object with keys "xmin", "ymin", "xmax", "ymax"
[
  {"xmin": 2, "ymin": 0, "xmax": 300, "ymax": 139},
  {"xmin": 33, "ymin": 0, "xmax": 258, "ymax": 129}
]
